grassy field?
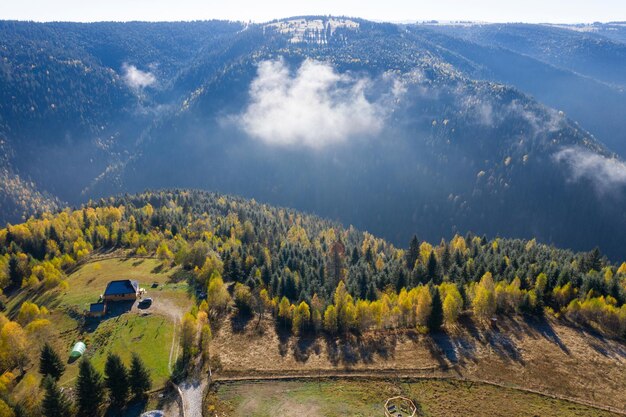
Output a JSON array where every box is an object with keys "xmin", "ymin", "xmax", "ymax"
[
  {"xmin": 57, "ymin": 257, "xmax": 189, "ymax": 387},
  {"xmin": 210, "ymin": 379, "xmax": 620, "ymax": 417},
  {"xmin": 61, "ymin": 257, "xmax": 190, "ymax": 310},
  {"xmin": 4, "ymin": 257, "xmax": 190, "ymax": 315},
  {"xmin": 59, "ymin": 312, "xmax": 176, "ymax": 388},
  {"xmin": 6, "ymin": 256, "xmax": 192, "ymax": 396}
]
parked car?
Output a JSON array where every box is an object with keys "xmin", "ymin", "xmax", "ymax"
[{"xmin": 138, "ymin": 298, "xmax": 153, "ymax": 308}]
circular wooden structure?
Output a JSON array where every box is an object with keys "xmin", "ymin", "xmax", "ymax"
[{"xmin": 384, "ymin": 396, "xmax": 417, "ymax": 417}]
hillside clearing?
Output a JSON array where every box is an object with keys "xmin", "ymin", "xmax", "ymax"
[
  {"xmin": 62, "ymin": 257, "xmax": 190, "ymax": 312},
  {"xmin": 7, "ymin": 256, "xmax": 191, "ymax": 398}
]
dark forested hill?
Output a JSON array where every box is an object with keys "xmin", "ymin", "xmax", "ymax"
[
  {"xmin": 1, "ymin": 18, "xmax": 626, "ymax": 259},
  {"xmin": 414, "ymin": 22, "xmax": 626, "ymax": 156}
]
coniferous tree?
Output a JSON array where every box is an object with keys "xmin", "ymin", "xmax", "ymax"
[
  {"xmin": 395, "ymin": 269, "xmax": 407, "ymax": 292},
  {"xmin": 8, "ymin": 255, "xmax": 21, "ymax": 288},
  {"xmin": 366, "ymin": 283, "xmax": 377, "ymax": 302},
  {"xmin": 42, "ymin": 376, "xmax": 72, "ymax": 417},
  {"xmin": 39, "ymin": 343, "xmax": 65, "ymax": 380},
  {"xmin": 75, "ymin": 359, "xmax": 104, "ymax": 417},
  {"xmin": 406, "ymin": 235, "xmax": 419, "ymax": 270},
  {"xmin": 104, "ymin": 353, "xmax": 129, "ymax": 409},
  {"xmin": 441, "ymin": 244, "xmax": 451, "ymax": 275},
  {"xmin": 428, "ymin": 287, "xmax": 444, "ymax": 331},
  {"xmin": 427, "ymin": 251, "xmax": 440, "ymax": 284},
  {"xmin": 128, "ymin": 353, "xmax": 152, "ymax": 400},
  {"xmin": 587, "ymin": 247, "xmax": 602, "ymax": 272},
  {"xmin": 350, "ymin": 247, "xmax": 359, "ymax": 265}
]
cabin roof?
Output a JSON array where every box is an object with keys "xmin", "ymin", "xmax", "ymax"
[
  {"xmin": 89, "ymin": 302, "xmax": 106, "ymax": 312},
  {"xmin": 103, "ymin": 279, "xmax": 139, "ymax": 296}
]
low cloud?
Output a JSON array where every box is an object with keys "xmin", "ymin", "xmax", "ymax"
[
  {"xmin": 122, "ymin": 63, "xmax": 156, "ymax": 90},
  {"xmin": 507, "ymin": 100, "xmax": 564, "ymax": 136},
  {"xmin": 553, "ymin": 146, "xmax": 626, "ymax": 193},
  {"xmin": 238, "ymin": 59, "xmax": 393, "ymax": 148}
]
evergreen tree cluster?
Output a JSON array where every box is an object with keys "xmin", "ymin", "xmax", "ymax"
[{"xmin": 39, "ymin": 343, "xmax": 152, "ymax": 417}]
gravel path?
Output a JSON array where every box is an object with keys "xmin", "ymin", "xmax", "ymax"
[{"xmin": 179, "ymin": 379, "xmax": 207, "ymax": 417}]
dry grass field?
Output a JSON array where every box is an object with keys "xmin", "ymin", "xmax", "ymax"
[{"xmin": 209, "ymin": 313, "xmax": 626, "ymax": 413}]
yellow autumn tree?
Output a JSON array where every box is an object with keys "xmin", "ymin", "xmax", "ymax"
[
  {"xmin": 197, "ymin": 311, "xmax": 212, "ymax": 364},
  {"xmin": 277, "ymin": 296, "xmax": 292, "ymax": 326},
  {"xmin": 0, "ymin": 321, "xmax": 28, "ymax": 371},
  {"xmin": 156, "ymin": 242, "xmax": 174, "ymax": 261},
  {"xmin": 310, "ymin": 294, "xmax": 324, "ymax": 331},
  {"xmin": 333, "ymin": 281, "xmax": 356, "ymax": 331},
  {"xmin": 535, "ymin": 273, "xmax": 548, "ymax": 295},
  {"xmin": 355, "ymin": 300, "xmax": 373, "ymax": 331},
  {"xmin": 553, "ymin": 282, "xmax": 576, "ymax": 309},
  {"xmin": 473, "ymin": 272, "xmax": 496, "ymax": 322},
  {"xmin": 397, "ymin": 288, "xmax": 414, "ymax": 327},
  {"xmin": 292, "ymin": 301, "xmax": 311, "ymax": 335},
  {"xmin": 440, "ymin": 283, "xmax": 463, "ymax": 325},
  {"xmin": 505, "ymin": 277, "xmax": 524, "ymax": 313},
  {"xmin": 181, "ymin": 313, "xmax": 197, "ymax": 359},
  {"xmin": 207, "ymin": 273, "xmax": 230, "ymax": 315},
  {"xmin": 17, "ymin": 302, "xmax": 40, "ymax": 326},
  {"xmin": 323, "ymin": 305, "xmax": 338, "ymax": 334},
  {"xmin": 414, "ymin": 285, "xmax": 432, "ymax": 327}
]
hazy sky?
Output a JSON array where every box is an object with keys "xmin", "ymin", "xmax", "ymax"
[{"xmin": 2, "ymin": 0, "xmax": 625, "ymax": 24}]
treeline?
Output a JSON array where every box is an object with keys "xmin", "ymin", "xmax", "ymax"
[
  {"xmin": 197, "ymin": 269, "xmax": 626, "ymax": 338},
  {"xmin": 1, "ymin": 190, "xmax": 625, "ymax": 339}
]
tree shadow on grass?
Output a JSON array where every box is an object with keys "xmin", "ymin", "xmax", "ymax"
[
  {"xmin": 168, "ymin": 269, "xmax": 191, "ymax": 284},
  {"xmin": 151, "ymin": 263, "xmax": 165, "ymax": 274},
  {"xmin": 323, "ymin": 335, "xmax": 340, "ymax": 366},
  {"xmin": 559, "ymin": 318, "xmax": 626, "ymax": 360},
  {"xmin": 457, "ymin": 316, "xmax": 524, "ymax": 365},
  {"xmin": 460, "ymin": 316, "xmax": 486, "ymax": 345},
  {"xmin": 230, "ymin": 311, "xmax": 253, "ymax": 333},
  {"xmin": 105, "ymin": 402, "xmax": 133, "ymax": 417},
  {"xmin": 274, "ymin": 321, "xmax": 291, "ymax": 357},
  {"xmin": 356, "ymin": 332, "xmax": 395, "ymax": 363},
  {"xmin": 119, "ymin": 398, "xmax": 148, "ymax": 417},
  {"xmin": 293, "ymin": 333, "xmax": 320, "ymax": 363},
  {"xmin": 430, "ymin": 331, "xmax": 461, "ymax": 365},
  {"xmin": 155, "ymin": 385, "xmax": 179, "ymax": 415},
  {"xmin": 6, "ymin": 287, "xmax": 62, "ymax": 319},
  {"xmin": 338, "ymin": 333, "xmax": 360, "ymax": 365},
  {"xmin": 484, "ymin": 329, "xmax": 525, "ymax": 365},
  {"xmin": 321, "ymin": 332, "xmax": 397, "ymax": 366},
  {"xmin": 522, "ymin": 315, "xmax": 570, "ymax": 354}
]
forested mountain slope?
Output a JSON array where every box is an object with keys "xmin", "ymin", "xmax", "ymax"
[
  {"xmin": 2, "ymin": 18, "xmax": 626, "ymax": 259},
  {"xmin": 409, "ymin": 23, "xmax": 626, "ymax": 157}
]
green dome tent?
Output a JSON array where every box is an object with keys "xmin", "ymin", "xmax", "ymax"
[{"xmin": 70, "ymin": 342, "xmax": 86, "ymax": 359}]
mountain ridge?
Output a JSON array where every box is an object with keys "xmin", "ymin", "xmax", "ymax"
[{"xmin": 1, "ymin": 17, "xmax": 626, "ymax": 258}]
